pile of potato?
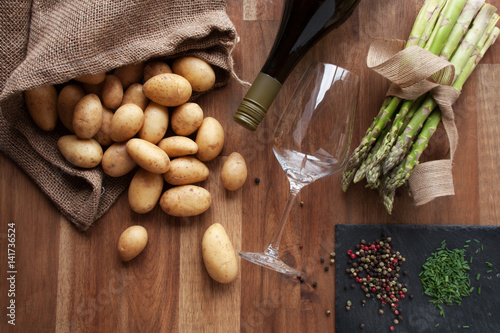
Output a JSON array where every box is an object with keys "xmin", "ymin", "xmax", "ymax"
[{"xmin": 24, "ymin": 56, "xmax": 247, "ymax": 218}]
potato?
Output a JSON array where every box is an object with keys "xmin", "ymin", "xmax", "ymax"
[
  {"xmin": 72, "ymin": 94, "xmax": 103, "ymax": 139},
  {"xmin": 57, "ymin": 135, "xmax": 103, "ymax": 168},
  {"xmin": 128, "ymin": 168, "xmax": 164, "ymax": 214},
  {"xmin": 159, "ymin": 185, "xmax": 211, "ymax": 217},
  {"xmin": 24, "ymin": 85, "xmax": 58, "ymax": 131},
  {"xmin": 157, "ymin": 136, "xmax": 198, "ymax": 157},
  {"xmin": 57, "ymin": 84, "xmax": 85, "ymax": 133},
  {"xmin": 202, "ymin": 223, "xmax": 238, "ymax": 283},
  {"xmin": 221, "ymin": 152, "xmax": 247, "ymax": 191},
  {"xmin": 126, "ymin": 138, "xmax": 170, "ymax": 174},
  {"xmin": 110, "ymin": 103, "xmax": 144, "ymax": 142},
  {"xmin": 142, "ymin": 73, "xmax": 192, "ymax": 107},
  {"xmin": 172, "ymin": 56, "xmax": 215, "ymax": 92},
  {"xmin": 74, "ymin": 72, "xmax": 106, "ymax": 85},
  {"xmin": 101, "ymin": 74, "xmax": 123, "ymax": 109},
  {"xmin": 117, "ymin": 225, "xmax": 148, "ymax": 262},
  {"xmin": 195, "ymin": 117, "xmax": 224, "ymax": 162},
  {"xmin": 101, "ymin": 142, "xmax": 137, "ymax": 177},
  {"xmin": 163, "ymin": 157, "xmax": 209, "ymax": 185},
  {"xmin": 143, "ymin": 60, "xmax": 172, "ymax": 81},
  {"xmin": 114, "ymin": 62, "xmax": 145, "ymax": 89},
  {"xmin": 121, "ymin": 83, "xmax": 148, "ymax": 110},
  {"xmin": 171, "ymin": 102, "xmax": 203, "ymax": 136},
  {"xmin": 137, "ymin": 102, "xmax": 168, "ymax": 144},
  {"xmin": 93, "ymin": 106, "xmax": 114, "ymax": 146}
]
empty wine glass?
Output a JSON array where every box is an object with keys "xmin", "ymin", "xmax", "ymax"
[{"xmin": 239, "ymin": 62, "xmax": 359, "ymax": 275}]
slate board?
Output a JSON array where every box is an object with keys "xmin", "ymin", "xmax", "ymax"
[{"xmin": 335, "ymin": 224, "xmax": 500, "ymax": 333}]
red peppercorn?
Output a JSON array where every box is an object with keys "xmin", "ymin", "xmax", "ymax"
[
  {"xmin": 367, "ymin": 275, "xmax": 371, "ymax": 280},
  {"xmin": 394, "ymin": 310, "xmax": 399, "ymax": 315},
  {"xmin": 390, "ymin": 326, "xmax": 395, "ymax": 331},
  {"xmin": 348, "ymin": 250, "xmax": 352, "ymax": 255},
  {"xmin": 372, "ymin": 287, "xmax": 376, "ymax": 292},
  {"xmin": 350, "ymin": 253, "xmax": 356, "ymax": 259}
]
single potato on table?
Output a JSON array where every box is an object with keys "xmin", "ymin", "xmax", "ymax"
[
  {"xmin": 117, "ymin": 225, "xmax": 148, "ymax": 262},
  {"xmin": 221, "ymin": 152, "xmax": 247, "ymax": 191},
  {"xmin": 202, "ymin": 223, "xmax": 238, "ymax": 283}
]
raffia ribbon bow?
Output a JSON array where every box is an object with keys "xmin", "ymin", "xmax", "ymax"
[{"xmin": 367, "ymin": 38, "xmax": 462, "ymax": 205}]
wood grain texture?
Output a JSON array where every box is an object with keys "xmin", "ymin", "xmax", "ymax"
[{"xmin": 1, "ymin": 1, "xmax": 500, "ymax": 332}]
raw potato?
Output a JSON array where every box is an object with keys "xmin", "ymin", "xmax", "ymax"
[
  {"xmin": 159, "ymin": 185, "xmax": 211, "ymax": 217},
  {"xmin": 101, "ymin": 142, "xmax": 137, "ymax": 177},
  {"xmin": 221, "ymin": 152, "xmax": 247, "ymax": 191},
  {"xmin": 57, "ymin": 135, "xmax": 103, "ymax": 168},
  {"xmin": 138, "ymin": 102, "xmax": 169, "ymax": 144},
  {"xmin": 93, "ymin": 107, "xmax": 114, "ymax": 146},
  {"xmin": 114, "ymin": 62, "xmax": 145, "ymax": 89},
  {"xmin": 117, "ymin": 225, "xmax": 148, "ymax": 262},
  {"xmin": 172, "ymin": 56, "xmax": 216, "ymax": 92},
  {"xmin": 171, "ymin": 102, "xmax": 204, "ymax": 136},
  {"xmin": 126, "ymin": 138, "xmax": 170, "ymax": 174},
  {"xmin": 163, "ymin": 157, "xmax": 209, "ymax": 185},
  {"xmin": 121, "ymin": 83, "xmax": 148, "ymax": 110},
  {"xmin": 142, "ymin": 73, "xmax": 192, "ymax": 107},
  {"xmin": 195, "ymin": 117, "xmax": 224, "ymax": 161},
  {"xmin": 157, "ymin": 136, "xmax": 198, "ymax": 157},
  {"xmin": 101, "ymin": 74, "xmax": 123, "ymax": 109},
  {"xmin": 143, "ymin": 60, "xmax": 172, "ymax": 81},
  {"xmin": 72, "ymin": 94, "xmax": 103, "ymax": 139},
  {"xmin": 128, "ymin": 168, "xmax": 164, "ymax": 214},
  {"xmin": 24, "ymin": 85, "xmax": 58, "ymax": 131},
  {"xmin": 202, "ymin": 223, "xmax": 238, "ymax": 283},
  {"xmin": 57, "ymin": 84, "xmax": 85, "ymax": 133},
  {"xmin": 74, "ymin": 72, "xmax": 106, "ymax": 85},
  {"xmin": 110, "ymin": 103, "xmax": 144, "ymax": 142}
]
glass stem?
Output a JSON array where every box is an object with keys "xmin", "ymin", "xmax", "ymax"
[{"xmin": 264, "ymin": 181, "xmax": 303, "ymax": 258}]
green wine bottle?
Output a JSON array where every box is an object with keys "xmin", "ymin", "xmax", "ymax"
[{"xmin": 234, "ymin": 0, "xmax": 361, "ymax": 131}]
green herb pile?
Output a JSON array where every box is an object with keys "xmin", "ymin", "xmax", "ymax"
[
  {"xmin": 341, "ymin": 0, "xmax": 500, "ymax": 212},
  {"xmin": 419, "ymin": 241, "xmax": 472, "ymax": 317}
]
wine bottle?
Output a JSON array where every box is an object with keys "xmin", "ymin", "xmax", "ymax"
[{"xmin": 234, "ymin": 0, "xmax": 361, "ymax": 131}]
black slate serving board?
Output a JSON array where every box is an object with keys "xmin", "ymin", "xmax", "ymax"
[{"xmin": 335, "ymin": 224, "xmax": 500, "ymax": 333}]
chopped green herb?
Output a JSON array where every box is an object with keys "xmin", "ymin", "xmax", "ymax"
[
  {"xmin": 435, "ymin": 323, "xmax": 440, "ymax": 328},
  {"xmin": 481, "ymin": 244, "xmax": 484, "ymax": 251},
  {"xmin": 476, "ymin": 273, "xmax": 481, "ymax": 281},
  {"xmin": 464, "ymin": 245, "xmax": 469, "ymax": 248},
  {"xmin": 478, "ymin": 286, "xmax": 481, "ymax": 295},
  {"xmin": 470, "ymin": 256, "xmax": 473, "ymax": 264},
  {"xmin": 486, "ymin": 270, "xmax": 493, "ymax": 274},
  {"xmin": 474, "ymin": 239, "xmax": 480, "ymax": 244},
  {"xmin": 465, "ymin": 240, "xmax": 471, "ymax": 243},
  {"xmin": 420, "ymin": 241, "xmax": 472, "ymax": 318},
  {"xmin": 463, "ymin": 325, "xmax": 470, "ymax": 329},
  {"xmin": 485, "ymin": 261, "xmax": 493, "ymax": 267}
]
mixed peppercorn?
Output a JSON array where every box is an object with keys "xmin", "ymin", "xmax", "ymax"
[{"xmin": 345, "ymin": 234, "xmax": 409, "ymax": 330}]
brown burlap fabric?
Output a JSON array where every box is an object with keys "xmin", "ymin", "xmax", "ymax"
[
  {"xmin": 0, "ymin": 0, "xmax": 238, "ymax": 230},
  {"xmin": 367, "ymin": 38, "xmax": 461, "ymax": 206}
]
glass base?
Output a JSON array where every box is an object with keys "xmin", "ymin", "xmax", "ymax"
[{"xmin": 239, "ymin": 250, "xmax": 302, "ymax": 276}]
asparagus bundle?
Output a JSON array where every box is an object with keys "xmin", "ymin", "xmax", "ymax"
[{"xmin": 342, "ymin": 0, "xmax": 500, "ymax": 212}]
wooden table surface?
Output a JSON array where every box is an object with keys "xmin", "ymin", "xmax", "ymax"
[{"xmin": 2, "ymin": 0, "xmax": 500, "ymax": 332}]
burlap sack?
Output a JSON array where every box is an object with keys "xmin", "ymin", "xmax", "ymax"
[{"xmin": 0, "ymin": 0, "xmax": 238, "ymax": 230}]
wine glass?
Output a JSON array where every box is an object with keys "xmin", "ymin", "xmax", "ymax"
[{"xmin": 239, "ymin": 62, "xmax": 359, "ymax": 276}]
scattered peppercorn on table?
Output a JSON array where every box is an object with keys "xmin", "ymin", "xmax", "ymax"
[{"xmin": 1, "ymin": 0, "xmax": 500, "ymax": 332}]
